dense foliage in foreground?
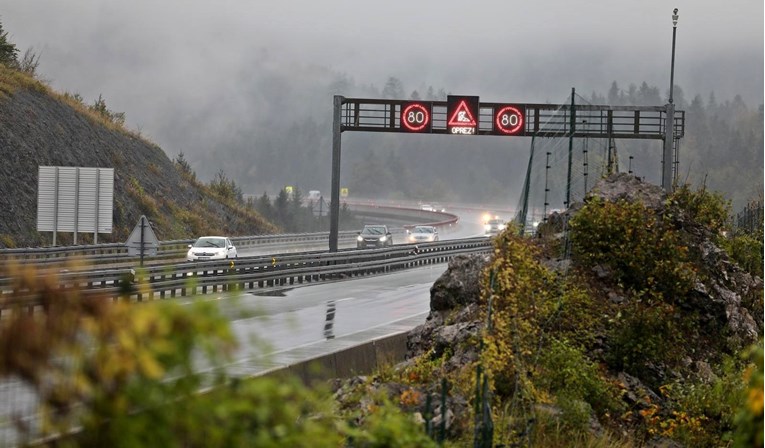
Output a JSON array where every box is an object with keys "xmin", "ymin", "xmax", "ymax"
[{"xmin": 0, "ymin": 182, "xmax": 762, "ymax": 447}]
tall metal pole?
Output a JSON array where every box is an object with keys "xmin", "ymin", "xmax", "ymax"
[
  {"xmin": 669, "ymin": 8, "xmax": 678, "ymax": 106},
  {"xmin": 329, "ymin": 95, "xmax": 343, "ymax": 252},
  {"xmin": 565, "ymin": 87, "xmax": 575, "ymax": 208},
  {"xmin": 662, "ymin": 9, "xmax": 678, "ymax": 192}
]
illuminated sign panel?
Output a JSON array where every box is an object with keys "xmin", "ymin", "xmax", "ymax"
[
  {"xmin": 447, "ymin": 95, "xmax": 479, "ymax": 135},
  {"xmin": 493, "ymin": 104, "xmax": 526, "ymax": 135},
  {"xmin": 400, "ymin": 102, "xmax": 432, "ymax": 133}
]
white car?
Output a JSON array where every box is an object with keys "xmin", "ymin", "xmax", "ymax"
[
  {"xmin": 408, "ymin": 225, "xmax": 439, "ymax": 243},
  {"xmin": 484, "ymin": 218, "xmax": 507, "ymax": 235},
  {"xmin": 420, "ymin": 204, "xmax": 434, "ymax": 212},
  {"xmin": 187, "ymin": 236, "xmax": 237, "ymax": 261}
]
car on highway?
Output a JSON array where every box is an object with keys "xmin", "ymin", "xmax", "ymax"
[
  {"xmin": 356, "ymin": 225, "xmax": 393, "ymax": 249},
  {"xmin": 484, "ymin": 218, "xmax": 507, "ymax": 236},
  {"xmin": 187, "ymin": 236, "xmax": 237, "ymax": 261},
  {"xmin": 408, "ymin": 225, "xmax": 439, "ymax": 243},
  {"xmin": 420, "ymin": 204, "xmax": 434, "ymax": 212}
]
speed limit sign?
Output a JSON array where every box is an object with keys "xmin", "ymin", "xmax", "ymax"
[
  {"xmin": 493, "ymin": 105, "xmax": 525, "ymax": 135},
  {"xmin": 400, "ymin": 102, "xmax": 431, "ymax": 133}
]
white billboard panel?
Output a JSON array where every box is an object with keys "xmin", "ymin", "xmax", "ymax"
[{"xmin": 37, "ymin": 166, "xmax": 114, "ymax": 234}]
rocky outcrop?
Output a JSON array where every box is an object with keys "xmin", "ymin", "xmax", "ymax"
[
  {"xmin": 407, "ymin": 254, "xmax": 488, "ymax": 359},
  {"xmin": 429, "ymin": 254, "xmax": 488, "ymax": 311},
  {"xmin": 335, "ymin": 175, "xmax": 762, "ymax": 446},
  {"xmin": 587, "ymin": 172, "xmax": 666, "ymax": 210},
  {"xmin": 690, "ymin": 240, "xmax": 763, "ymax": 348},
  {"xmin": 581, "ymin": 173, "xmax": 762, "ymax": 349}
]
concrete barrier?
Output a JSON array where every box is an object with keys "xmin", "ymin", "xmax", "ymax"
[{"xmin": 264, "ymin": 331, "xmax": 410, "ymax": 385}]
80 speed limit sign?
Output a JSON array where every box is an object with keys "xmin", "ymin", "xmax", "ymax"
[
  {"xmin": 400, "ymin": 102, "xmax": 431, "ymax": 133},
  {"xmin": 493, "ymin": 105, "xmax": 525, "ymax": 135}
]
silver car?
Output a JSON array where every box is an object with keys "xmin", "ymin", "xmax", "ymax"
[{"xmin": 408, "ymin": 225, "xmax": 439, "ymax": 243}]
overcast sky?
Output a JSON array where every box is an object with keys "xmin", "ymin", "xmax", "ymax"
[{"xmin": 2, "ymin": 0, "xmax": 763, "ymax": 175}]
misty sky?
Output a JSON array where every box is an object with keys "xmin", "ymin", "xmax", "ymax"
[{"xmin": 2, "ymin": 0, "xmax": 763, "ymax": 188}]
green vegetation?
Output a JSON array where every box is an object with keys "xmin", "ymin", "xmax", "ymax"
[
  {"xmin": 0, "ymin": 263, "xmax": 434, "ymax": 447},
  {"xmin": 254, "ymin": 186, "xmax": 361, "ymax": 233},
  {"xmin": 0, "ymin": 20, "xmax": 19, "ymax": 68},
  {"xmin": 569, "ymin": 197, "xmax": 696, "ymax": 300}
]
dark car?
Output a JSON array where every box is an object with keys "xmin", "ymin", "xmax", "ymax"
[{"xmin": 356, "ymin": 225, "xmax": 393, "ymax": 249}]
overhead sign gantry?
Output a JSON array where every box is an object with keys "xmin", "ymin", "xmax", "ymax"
[{"xmin": 329, "ymin": 94, "xmax": 685, "ymax": 251}]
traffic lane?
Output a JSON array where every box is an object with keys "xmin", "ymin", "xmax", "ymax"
[
  {"xmin": 235, "ymin": 213, "xmax": 486, "ymax": 257},
  {"xmin": 191, "ymin": 264, "xmax": 448, "ymax": 371}
]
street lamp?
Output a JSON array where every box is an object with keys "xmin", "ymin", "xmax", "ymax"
[
  {"xmin": 669, "ymin": 8, "xmax": 679, "ymax": 104},
  {"xmin": 662, "ymin": 8, "xmax": 679, "ymax": 191}
]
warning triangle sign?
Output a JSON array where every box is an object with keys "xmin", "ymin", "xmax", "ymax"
[
  {"xmin": 125, "ymin": 215, "xmax": 159, "ymax": 256},
  {"xmin": 447, "ymin": 100, "xmax": 478, "ymax": 127}
]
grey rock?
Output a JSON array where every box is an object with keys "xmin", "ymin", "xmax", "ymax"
[
  {"xmin": 430, "ymin": 254, "xmax": 489, "ymax": 311},
  {"xmin": 587, "ymin": 172, "xmax": 666, "ymax": 210}
]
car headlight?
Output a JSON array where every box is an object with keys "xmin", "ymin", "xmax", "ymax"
[
  {"xmin": 379, "ymin": 235, "xmax": 387, "ymax": 242},
  {"xmin": 357, "ymin": 235, "xmax": 363, "ymax": 242}
]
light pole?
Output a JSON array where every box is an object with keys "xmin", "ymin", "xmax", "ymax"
[
  {"xmin": 662, "ymin": 8, "xmax": 678, "ymax": 191},
  {"xmin": 669, "ymin": 8, "xmax": 679, "ymax": 104}
]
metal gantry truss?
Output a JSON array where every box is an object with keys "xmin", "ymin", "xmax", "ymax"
[
  {"xmin": 329, "ymin": 96, "xmax": 685, "ymax": 251},
  {"xmin": 338, "ymin": 97, "xmax": 684, "ymax": 139}
]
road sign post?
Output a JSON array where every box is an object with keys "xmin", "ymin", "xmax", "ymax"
[{"xmin": 125, "ymin": 215, "xmax": 159, "ymax": 267}]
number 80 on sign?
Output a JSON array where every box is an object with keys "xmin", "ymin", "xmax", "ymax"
[
  {"xmin": 493, "ymin": 105, "xmax": 525, "ymax": 135},
  {"xmin": 400, "ymin": 102, "xmax": 431, "ymax": 133}
]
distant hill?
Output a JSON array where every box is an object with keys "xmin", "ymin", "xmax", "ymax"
[{"xmin": 0, "ymin": 66, "xmax": 278, "ymax": 248}]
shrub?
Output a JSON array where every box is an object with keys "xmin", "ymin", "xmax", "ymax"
[
  {"xmin": 668, "ymin": 183, "xmax": 731, "ymax": 235},
  {"xmin": 346, "ymin": 397, "xmax": 438, "ymax": 448},
  {"xmin": 732, "ymin": 343, "xmax": 764, "ymax": 448},
  {"xmin": 90, "ymin": 93, "xmax": 126, "ymax": 126},
  {"xmin": 605, "ymin": 292, "xmax": 685, "ymax": 385},
  {"xmin": 480, "ymin": 232, "xmax": 556, "ymax": 400},
  {"xmin": 645, "ymin": 351, "xmax": 757, "ymax": 447},
  {"xmin": 0, "ymin": 233, "xmax": 15, "ymax": 248},
  {"xmin": 538, "ymin": 338, "xmax": 622, "ymax": 417},
  {"xmin": 569, "ymin": 197, "xmax": 696, "ymax": 301},
  {"xmin": 174, "ymin": 151, "xmax": 196, "ymax": 182},
  {"xmin": 720, "ymin": 233, "xmax": 763, "ymax": 278}
]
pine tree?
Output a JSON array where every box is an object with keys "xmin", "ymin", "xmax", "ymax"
[{"xmin": 0, "ymin": 20, "xmax": 19, "ymax": 68}]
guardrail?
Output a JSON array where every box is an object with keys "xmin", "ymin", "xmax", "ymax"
[
  {"xmin": 0, "ymin": 204, "xmax": 456, "ymax": 267},
  {"xmin": 0, "ymin": 238, "xmax": 491, "ymax": 315},
  {"xmin": 347, "ymin": 203, "xmax": 459, "ymax": 230},
  {"xmin": 0, "ymin": 231, "xmax": 362, "ymax": 268}
]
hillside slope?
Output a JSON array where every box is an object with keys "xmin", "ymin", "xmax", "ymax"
[{"xmin": 0, "ymin": 68, "xmax": 277, "ymax": 248}]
